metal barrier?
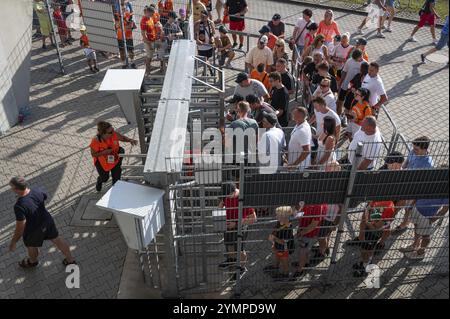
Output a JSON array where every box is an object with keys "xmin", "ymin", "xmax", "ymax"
[{"xmin": 166, "ymin": 140, "xmax": 449, "ymax": 298}]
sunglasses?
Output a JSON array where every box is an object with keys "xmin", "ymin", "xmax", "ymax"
[{"xmin": 320, "ymin": 84, "xmax": 329, "ymax": 87}]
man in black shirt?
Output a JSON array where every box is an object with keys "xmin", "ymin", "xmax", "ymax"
[
  {"xmin": 275, "ymin": 58, "xmax": 295, "ymax": 95},
  {"xmin": 226, "ymin": 0, "xmax": 248, "ymax": 50},
  {"xmin": 269, "ymin": 72, "xmax": 290, "ymax": 127},
  {"xmin": 246, "ymin": 94, "xmax": 280, "ymax": 128},
  {"xmin": 8, "ymin": 177, "xmax": 76, "ymax": 268},
  {"xmin": 311, "ymin": 61, "xmax": 338, "ymax": 93},
  {"xmin": 268, "ymin": 14, "xmax": 285, "ymax": 38}
]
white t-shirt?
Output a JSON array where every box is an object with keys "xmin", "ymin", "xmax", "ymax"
[
  {"xmin": 348, "ymin": 127, "xmax": 383, "ymax": 169},
  {"xmin": 258, "ymin": 127, "xmax": 286, "ymax": 174},
  {"xmin": 362, "ymin": 74, "xmax": 386, "ymax": 107},
  {"xmin": 341, "ymin": 58, "xmax": 362, "ymax": 90},
  {"xmin": 314, "ymin": 108, "xmax": 341, "ymax": 137},
  {"xmin": 295, "ymin": 18, "xmax": 312, "ymax": 46},
  {"xmin": 313, "ymin": 88, "xmax": 337, "ymax": 113},
  {"xmin": 331, "ymin": 44, "xmax": 354, "ymax": 70},
  {"xmin": 288, "ymin": 121, "xmax": 312, "ymax": 169},
  {"xmin": 245, "ymin": 46, "xmax": 274, "ymax": 69}
]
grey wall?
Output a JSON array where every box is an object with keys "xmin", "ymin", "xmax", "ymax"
[{"xmin": 0, "ymin": 0, "xmax": 33, "ymax": 134}]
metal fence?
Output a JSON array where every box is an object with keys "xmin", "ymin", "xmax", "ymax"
[
  {"xmin": 31, "ymin": 0, "xmax": 193, "ymax": 75},
  {"xmin": 163, "ymin": 139, "xmax": 449, "ymax": 298}
]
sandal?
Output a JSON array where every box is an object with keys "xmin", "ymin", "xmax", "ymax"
[
  {"xmin": 62, "ymin": 258, "xmax": 77, "ymax": 266},
  {"xmin": 18, "ymin": 258, "xmax": 39, "ymax": 268}
]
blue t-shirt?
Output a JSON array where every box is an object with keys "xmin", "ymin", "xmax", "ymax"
[
  {"xmin": 416, "ymin": 198, "xmax": 449, "ymax": 217},
  {"xmin": 442, "ymin": 16, "xmax": 449, "ymax": 35},
  {"xmin": 14, "ymin": 188, "xmax": 55, "ymax": 234},
  {"xmin": 406, "ymin": 151, "xmax": 434, "ymax": 169}
]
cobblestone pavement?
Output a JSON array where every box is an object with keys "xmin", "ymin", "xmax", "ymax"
[{"xmin": 0, "ymin": 0, "xmax": 448, "ymax": 299}]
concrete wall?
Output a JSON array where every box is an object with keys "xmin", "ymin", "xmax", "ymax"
[{"xmin": 0, "ymin": 0, "xmax": 33, "ymax": 134}]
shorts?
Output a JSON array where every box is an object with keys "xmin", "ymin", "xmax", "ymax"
[
  {"xmin": 23, "ymin": 222, "xmax": 59, "ymax": 247},
  {"xmin": 84, "ymin": 48, "xmax": 97, "ymax": 61},
  {"xmin": 418, "ymin": 13, "xmax": 436, "ymax": 28},
  {"xmin": 318, "ymin": 219, "xmax": 336, "ymax": 238},
  {"xmin": 118, "ymin": 38, "xmax": 134, "ymax": 52},
  {"xmin": 360, "ymin": 228, "xmax": 382, "ymax": 251},
  {"xmin": 144, "ymin": 41, "xmax": 156, "ymax": 58},
  {"xmin": 224, "ymin": 225, "xmax": 249, "ymax": 251},
  {"xmin": 297, "ymin": 236, "xmax": 317, "ymax": 251},
  {"xmin": 229, "ymin": 20, "xmax": 245, "ymax": 32},
  {"xmin": 411, "ymin": 207, "xmax": 433, "ymax": 236},
  {"xmin": 295, "ymin": 44, "xmax": 305, "ymax": 56},
  {"xmin": 386, "ymin": 0, "xmax": 395, "ymax": 7},
  {"xmin": 198, "ymin": 48, "xmax": 214, "ymax": 59},
  {"xmin": 338, "ymin": 88, "xmax": 348, "ymax": 101},
  {"xmin": 435, "ymin": 31, "xmax": 449, "ymax": 50}
]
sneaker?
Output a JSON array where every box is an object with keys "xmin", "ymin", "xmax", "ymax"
[
  {"xmin": 238, "ymin": 43, "xmax": 244, "ymax": 50},
  {"xmin": 356, "ymin": 28, "xmax": 363, "ymax": 35},
  {"xmin": 90, "ymin": 67, "xmax": 96, "ymax": 74},
  {"xmin": 95, "ymin": 180, "xmax": 102, "ymax": 192},
  {"xmin": 409, "ymin": 36, "xmax": 418, "ymax": 42},
  {"xmin": 130, "ymin": 63, "xmax": 137, "ymax": 69},
  {"xmin": 385, "ymin": 27, "xmax": 392, "ymax": 33},
  {"xmin": 405, "ymin": 251, "xmax": 425, "ymax": 260},
  {"xmin": 420, "ymin": 54, "xmax": 426, "ymax": 64},
  {"xmin": 376, "ymin": 32, "xmax": 386, "ymax": 38},
  {"xmin": 399, "ymin": 245, "xmax": 416, "ymax": 253},
  {"xmin": 42, "ymin": 44, "xmax": 47, "ymax": 50},
  {"xmin": 232, "ymin": 42, "xmax": 238, "ymax": 48},
  {"xmin": 94, "ymin": 67, "xmax": 100, "ymax": 72}
]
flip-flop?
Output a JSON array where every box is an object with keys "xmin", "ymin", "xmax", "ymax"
[
  {"xmin": 18, "ymin": 258, "xmax": 39, "ymax": 268},
  {"xmin": 62, "ymin": 258, "xmax": 77, "ymax": 266}
]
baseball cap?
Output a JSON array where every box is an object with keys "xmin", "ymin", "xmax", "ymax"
[
  {"xmin": 356, "ymin": 37, "xmax": 368, "ymax": 45},
  {"xmin": 80, "ymin": 25, "xmax": 87, "ymax": 31},
  {"xmin": 384, "ymin": 151, "xmax": 405, "ymax": 165},
  {"xmin": 245, "ymin": 94, "xmax": 259, "ymax": 104},
  {"xmin": 179, "ymin": 8, "xmax": 186, "ymax": 16},
  {"xmin": 227, "ymin": 94, "xmax": 244, "ymax": 103},
  {"xmin": 219, "ymin": 25, "xmax": 228, "ymax": 34},
  {"xmin": 262, "ymin": 111, "xmax": 278, "ymax": 126},
  {"xmin": 272, "ymin": 14, "xmax": 281, "ymax": 20},
  {"xmin": 235, "ymin": 72, "xmax": 249, "ymax": 83},
  {"xmin": 259, "ymin": 35, "xmax": 269, "ymax": 44},
  {"xmin": 259, "ymin": 25, "xmax": 271, "ymax": 34}
]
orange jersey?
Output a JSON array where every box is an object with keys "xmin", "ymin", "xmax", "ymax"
[
  {"xmin": 140, "ymin": 16, "xmax": 157, "ymax": 41},
  {"xmin": 351, "ymin": 101, "xmax": 372, "ymax": 125},
  {"xmin": 153, "ymin": 12, "xmax": 161, "ymax": 24},
  {"xmin": 158, "ymin": 0, "xmax": 174, "ymax": 17},
  {"xmin": 89, "ymin": 132, "xmax": 121, "ymax": 172},
  {"xmin": 250, "ymin": 69, "xmax": 271, "ymax": 91},
  {"xmin": 317, "ymin": 20, "xmax": 340, "ymax": 42}
]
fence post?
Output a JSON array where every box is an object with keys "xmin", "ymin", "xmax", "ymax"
[
  {"xmin": 325, "ymin": 142, "xmax": 363, "ymax": 284},
  {"xmin": 234, "ymin": 154, "xmax": 245, "ymax": 298},
  {"xmin": 45, "ymin": 0, "xmax": 65, "ymax": 74},
  {"xmin": 118, "ymin": 1, "xmax": 129, "ymax": 68}
]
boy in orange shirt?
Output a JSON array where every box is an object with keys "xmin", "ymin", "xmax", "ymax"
[
  {"xmin": 79, "ymin": 26, "xmax": 99, "ymax": 73},
  {"xmin": 250, "ymin": 63, "xmax": 271, "ymax": 92}
]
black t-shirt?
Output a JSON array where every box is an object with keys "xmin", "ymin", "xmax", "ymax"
[
  {"xmin": 422, "ymin": 0, "xmax": 435, "ymax": 14},
  {"xmin": 270, "ymin": 86, "xmax": 290, "ymax": 127},
  {"xmin": 312, "ymin": 74, "xmax": 338, "ymax": 93},
  {"xmin": 14, "ymin": 188, "xmax": 55, "ymax": 234},
  {"xmin": 226, "ymin": 0, "xmax": 247, "ymax": 22},
  {"xmin": 268, "ymin": 21, "xmax": 285, "ymax": 37},
  {"xmin": 280, "ymin": 71, "xmax": 295, "ymax": 92},
  {"xmin": 272, "ymin": 222, "xmax": 295, "ymax": 252}
]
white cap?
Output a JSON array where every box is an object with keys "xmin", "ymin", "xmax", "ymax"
[{"xmin": 259, "ymin": 35, "xmax": 269, "ymax": 44}]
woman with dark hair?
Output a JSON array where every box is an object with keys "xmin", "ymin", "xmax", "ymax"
[
  {"xmin": 314, "ymin": 116, "xmax": 337, "ymax": 170},
  {"xmin": 346, "ymin": 87, "xmax": 372, "ymax": 140},
  {"xmin": 89, "ymin": 121, "xmax": 137, "ymax": 192},
  {"xmin": 344, "ymin": 61, "xmax": 369, "ymax": 110}
]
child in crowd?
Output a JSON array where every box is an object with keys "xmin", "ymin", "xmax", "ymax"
[
  {"xmin": 80, "ymin": 26, "xmax": 99, "ymax": 73},
  {"xmin": 264, "ymin": 206, "xmax": 295, "ymax": 280}
]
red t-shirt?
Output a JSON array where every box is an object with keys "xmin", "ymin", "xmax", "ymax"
[
  {"xmin": 369, "ymin": 201, "xmax": 395, "ymax": 227},
  {"xmin": 223, "ymin": 196, "xmax": 254, "ymax": 221},
  {"xmin": 298, "ymin": 204, "xmax": 326, "ymax": 238},
  {"xmin": 140, "ymin": 16, "xmax": 157, "ymax": 42}
]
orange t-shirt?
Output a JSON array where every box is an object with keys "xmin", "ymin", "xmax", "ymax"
[
  {"xmin": 267, "ymin": 33, "xmax": 278, "ymax": 50},
  {"xmin": 153, "ymin": 12, "xmax": 161, "ymax": 24},
  {"xmin": 250, "ymin": 69, "xmax": 271, "ymax": 91},
  {"xmin": 80, "ymin": 34, "xmax": 89, "ymax": 47},
  {"xmin": 351, "ymin": 101, "xmax": 372, "ymax": 125},
  {"xmin": 158, "ymin": 0, "xmax": 174, "ymax": 18},
  {"xmin": 317, "ymin": 20, "xmax": 340, "ymax": 42},
  {"xmin": 90, "ymin": 132, "xmax": 121, "ymax": 172},
  {"xmin": 140, "ymin": 16, "xmax": 156, "ymax": 42}
]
